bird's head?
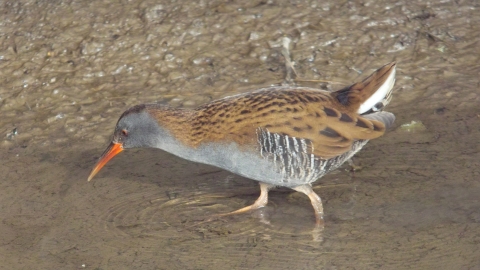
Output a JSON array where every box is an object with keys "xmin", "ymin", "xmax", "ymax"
[{"xmin": 87, "ymin": 104, "xmax": 162, "ymax": 181}]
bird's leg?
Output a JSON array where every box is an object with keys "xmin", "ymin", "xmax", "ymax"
[
  {"xmin": 292, "ymin": 184, "xmax": 325, "ymax": 225},
  {"xmin": 218, "ymin": 182, "xmax": 273, "ymax": 216},
  {"xmin": 186, "ymin": 182, "xmax": 272, "ymax": 227}
]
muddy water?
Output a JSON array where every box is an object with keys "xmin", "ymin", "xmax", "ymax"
[{"xmin": 1, "ymin": 0, "xmax": 480, "ymax": 269}]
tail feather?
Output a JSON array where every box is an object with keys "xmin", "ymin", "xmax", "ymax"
[{"xmin": 333, "ymin": 62, "xmax": 396, "ymax": 114}]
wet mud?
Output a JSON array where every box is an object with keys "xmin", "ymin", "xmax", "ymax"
[{"xmin": 1, "ymin": 0, "xmax": 480, "ymax": 269}]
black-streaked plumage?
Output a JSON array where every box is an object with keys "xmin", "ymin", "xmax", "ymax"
[{"xmin": 88, "ymin": 62, "xmax": 397, "ymax": 224}]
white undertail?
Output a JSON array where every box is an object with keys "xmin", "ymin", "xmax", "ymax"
[{"xmin": 357, "ymin": 65, "xmax": 396, "ymax": 114}]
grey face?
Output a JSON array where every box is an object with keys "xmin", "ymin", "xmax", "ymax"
[{"xmin": 113, "ymin": 110, "xmax": 162, "ymax": 149}]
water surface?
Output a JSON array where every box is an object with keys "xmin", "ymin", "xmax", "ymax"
[{"xmin": 1, "ymin": 0, "xmax": 480, "ymax": 269}]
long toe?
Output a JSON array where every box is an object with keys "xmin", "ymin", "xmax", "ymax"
[{"xmin": 217, "ymin": 182, "xmax": 273, "ymax": 217}]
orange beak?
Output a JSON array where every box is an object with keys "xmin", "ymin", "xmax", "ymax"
[{"xmin": 87, "ymin": 142, "xmax": 124, "ymax": 181}]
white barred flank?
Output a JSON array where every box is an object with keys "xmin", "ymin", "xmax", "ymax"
[{"xmin": 256, "ymin": 127, "xmax": 368, "ymax": 185}]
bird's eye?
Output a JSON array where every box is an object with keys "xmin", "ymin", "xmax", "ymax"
[{"xmin": 121, "ymin": 129, "xmax": 128, "ymax": 136}]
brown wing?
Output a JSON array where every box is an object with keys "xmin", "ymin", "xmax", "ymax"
[
  {"xmin": 193, "ymin": 88, "xmax": 388, "ymax": 159},
  {"xmin": 147, "ymin": 63, "xmax": 395, "ymax": 159},
  {"xmin": 253, "ymin": 95, "xmax": 388, "ymax": 159}
]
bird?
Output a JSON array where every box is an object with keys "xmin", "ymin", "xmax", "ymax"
[{"xmin": 88, "ymin": 62, "xmax": 396, "ymax": 225}]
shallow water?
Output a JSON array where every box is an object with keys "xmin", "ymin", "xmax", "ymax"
[{"xmin": 1, "ymin": 0, "xmax": 480, "ymax": 269}]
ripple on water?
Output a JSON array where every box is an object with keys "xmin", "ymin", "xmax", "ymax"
[
  {"xmin": 90, "ymin": 175, "xmax": 331, "ymax": 245},
  {"xmin": 85, "ymin": 169, "xmax": 479, "ymax": 269},
  {"xmin": 93, "ymin": 185, "xmax": 272, "ymax": 241}
]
